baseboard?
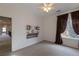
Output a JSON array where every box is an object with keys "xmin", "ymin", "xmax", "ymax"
[{"xmin": 42, "ymin": 40, "xmax": 54, "ymax": 44}]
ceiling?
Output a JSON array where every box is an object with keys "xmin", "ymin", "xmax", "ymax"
[
  {"xmin": 0, "ymin": 3, "xmax": 79, "ymax": 17},
  {"xmin": 26, "ymin": 3, "xmax": 79, "ymax": 16}
]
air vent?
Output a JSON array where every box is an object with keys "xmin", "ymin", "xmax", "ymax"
[{"xmin": 56, "ymin": 10, "xmax": 61, "ymax": 12}]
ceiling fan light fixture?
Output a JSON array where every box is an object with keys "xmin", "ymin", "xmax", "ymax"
[{"xmin": 41, "ymin": 3, "xmax": 54, "ymax": 12}]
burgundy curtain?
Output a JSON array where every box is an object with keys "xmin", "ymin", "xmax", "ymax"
[
  {"xmin": 55, "ymin": 14, "xmax": 68, "ymax": 44},
  {"xmin": 71, "ymin": 10, "xmax": 79, "ymax": 35}
]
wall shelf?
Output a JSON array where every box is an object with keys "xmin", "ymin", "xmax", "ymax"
[{"xmin": 27, "ymin": 33, "xmax": 39, "ymax": 39}]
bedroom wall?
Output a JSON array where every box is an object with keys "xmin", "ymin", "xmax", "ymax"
[
  {"xmin": 0, "ymin": 4, "xmax": 43, "ymax": 51},
  {"xmin": 43, "ymin": 14, "xmax": 57, "ymax": 42}
]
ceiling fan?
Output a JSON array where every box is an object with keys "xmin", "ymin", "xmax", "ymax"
[{"xmin": 40, "ymin": 3, "xmax": 55, "ymax": 12}]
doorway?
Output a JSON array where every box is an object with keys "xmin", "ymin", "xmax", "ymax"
[{"xmin": 0, "ymin": 16, "xmax": 12, "ymax": 55}]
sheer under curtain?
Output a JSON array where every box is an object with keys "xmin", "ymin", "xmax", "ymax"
[{"xmin": 61, "ymin": 13, "xmax": 79, "ymax": 38}]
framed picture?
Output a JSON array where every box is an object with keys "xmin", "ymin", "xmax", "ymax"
[{"xmin": 26, "ymin": 25, "xmax": 40, "ymax": 39}]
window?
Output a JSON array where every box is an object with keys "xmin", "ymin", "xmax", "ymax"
[
  {"xmin": 61, "ymin": 13, "xmax": 79, "ymax": 38},
  {"xmin": 2, "ymin": 26, "xmax": 6, "ymax": 33}
]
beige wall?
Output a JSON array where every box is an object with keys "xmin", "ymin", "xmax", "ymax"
[
  {"xmin": 43, "ymin": 15, "xmax": 57, "ymax": 42},
  {"xmin": 0, "ymin": 4, "xmax": 43, "ymax": 51}
]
